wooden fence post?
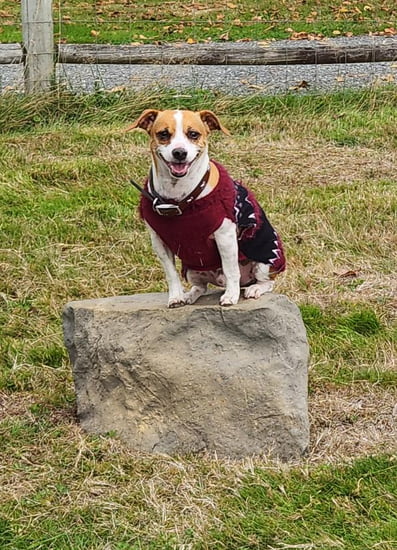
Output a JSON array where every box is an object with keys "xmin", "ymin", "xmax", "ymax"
[{"xmin": 21, "ymin": 0, "xmax": 54, "ymax": 93}]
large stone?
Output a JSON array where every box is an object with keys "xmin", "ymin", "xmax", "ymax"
[{"xmin": 63, "ymin": 292, "xmax": 309, "ymax": 460}]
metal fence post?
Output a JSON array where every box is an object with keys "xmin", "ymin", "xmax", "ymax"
[{"xmin": 21, "ymin": 0, "xmax": 54, "ymax": 93}]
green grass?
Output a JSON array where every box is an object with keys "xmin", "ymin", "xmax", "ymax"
[
  {"xmin": 1, "ymin": 0, "xmax": 397, "ymax": 43},
  {"xmin": 211, "ymin": 455, "xmax": 397, "ymax": 549},
  {"xmin": 0, "ymin": 87, "xmax": 396, "ymax": 548},
  {"xmin": 0, "ymin": 415, "xmax": 396, "ymax": 549},
  {"xmin": 301, "ymin": 303, "xmax": 397, "ymax": 386},
  {"xmin": 0, "ymin": 419, "xmax": 396, "ymax": 548}
]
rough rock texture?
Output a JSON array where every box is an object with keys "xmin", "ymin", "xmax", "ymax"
[{"xmin": 63, "ymin": 292, "xmax": 309, "ymax": 460}]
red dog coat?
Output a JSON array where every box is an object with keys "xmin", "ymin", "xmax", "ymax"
[{"xmin": 139, "ymin": 161, "xmax": 286, "ymax": 275}]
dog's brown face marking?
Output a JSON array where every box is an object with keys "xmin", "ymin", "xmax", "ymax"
[
  {"xmin": 127, "ymin": 109, "xmax": 230, "ymax": 178},
  {"xmin": 149, "ymin": 110, "xmax": 211, "ymax": 148}
]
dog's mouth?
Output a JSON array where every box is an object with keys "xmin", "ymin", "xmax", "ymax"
[
  {"xmin": 158, "ymin": 151, "xmax": 201, "ymax": 178},
  {"xmin": 166, "ymin": 161, "xmax": 192, "ymax": 178}
]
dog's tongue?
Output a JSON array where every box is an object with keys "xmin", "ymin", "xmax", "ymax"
[{"xmin": 170, "ymin": 162, "xmax": 189, "ymax": 177}]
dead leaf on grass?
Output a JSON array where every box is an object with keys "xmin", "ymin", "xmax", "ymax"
[
  {"xmin": 335, "ymin": 270, "xmax": 360, "ymax": 279},
  {"xmin": 288, "ymin": 30, "xmax": 325, "ymax": 41},
  {"xmin": 290, "ymin": 80, "xmax": 310, "ymax": 90}
]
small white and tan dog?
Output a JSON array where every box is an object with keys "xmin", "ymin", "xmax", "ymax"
[{"xmin": 128, "ymin": 109, "xmax": 285, "ymax": 308}]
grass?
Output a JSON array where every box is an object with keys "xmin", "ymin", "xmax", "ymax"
[
  {"xmin": 0, "ymin": 87, "xmax": 396, "ymax": 548},
  {"xmin": 0, "ymin": 0, "xmax": 397, "ymax": 43}
]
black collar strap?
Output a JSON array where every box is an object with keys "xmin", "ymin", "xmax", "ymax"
[{"xmin": 130, "ymin": 167, "xmax": 211, "ymax": 217}]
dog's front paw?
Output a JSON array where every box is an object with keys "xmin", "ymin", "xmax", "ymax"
[
  {"xmin": 220, "ymin": 290, "xmax": 240, "ymax": 307},
  {"xmin": 168, "ymin": 296, "xmax": 186, "ymax": 308},
  {"xmin": 244, "ymin": 281, "xmax": 274, "ymax": 299}
]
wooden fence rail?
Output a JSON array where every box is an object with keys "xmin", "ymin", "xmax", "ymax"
[
  {"xmin": 57, "ymin": 38, "xmax": 397, "ymax": 66},
  {"xmin": 1, "ymin": 36, "xmax": 397, "ymax": 67},
  {"xmin": 0, "ymin": 36, "xmax": 397, "ymax": 65}
]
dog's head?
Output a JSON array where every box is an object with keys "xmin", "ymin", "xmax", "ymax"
[{"xmin": 127, "ymin": 109, "xmax": 230, "ymax": 178}]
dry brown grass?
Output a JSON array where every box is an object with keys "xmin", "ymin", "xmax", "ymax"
[{"xmin": 309, "ymin": 384, "xmax": 397, "ymax": 463}]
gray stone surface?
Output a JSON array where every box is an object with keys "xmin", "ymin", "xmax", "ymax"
[
  {"xmin": 63, "ymin": 291, "xmax": 309, "ymax": 460},
  {"xmin": 2, "ymin": 61, "xmax": 397, "ymax": 95}
]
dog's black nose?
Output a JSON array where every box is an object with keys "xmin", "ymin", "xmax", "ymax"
[{"xmin": 172, "ymin": 148, "xmax": 188, "ymax": 162}]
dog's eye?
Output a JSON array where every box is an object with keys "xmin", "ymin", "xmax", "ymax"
[
  {"xmin": 157, "ymin": 129, "xmax": 171, "ymax": 140},
  {"xmin": 187, "ymin": 130, "xmax": 200, "ymax": 140}
]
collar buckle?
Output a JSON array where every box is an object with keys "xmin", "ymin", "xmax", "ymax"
[{"xmin": 153, "ymin": 201, "xmax": 182, "ymax": 216}]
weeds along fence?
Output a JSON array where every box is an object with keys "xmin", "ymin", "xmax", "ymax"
[{"xmin": 1, "ymin": 0, "xmax": 397, "ymax": 94}]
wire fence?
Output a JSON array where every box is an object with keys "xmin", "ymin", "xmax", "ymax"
[{"xmin": 1, "ymin": 0, "xmax": 397, "ymax": 94}]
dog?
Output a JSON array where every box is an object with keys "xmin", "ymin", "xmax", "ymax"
[{"xmin": 127, "ymin": 109, "xmax": 285, "ymax": 308}]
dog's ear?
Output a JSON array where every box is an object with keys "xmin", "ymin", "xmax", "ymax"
[
  {"xmin": 198, "ymin": 110, "xmax": 231, "ymax": 135},
  {"xmin": 125, "ymin": 109, "xmax": 160, "ymax": 133}
]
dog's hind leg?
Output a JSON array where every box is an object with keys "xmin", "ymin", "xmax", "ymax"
[
  {"xmin": 244, "ymin": 263, "xmax": 274, "ymax": 299},
  {"xmin": 213, "ymin": 218, "xmax": 241, "ymax": 306},
  {"xmin": 184, "ymin": 270, "xmax": 208, "ymax": 304}
]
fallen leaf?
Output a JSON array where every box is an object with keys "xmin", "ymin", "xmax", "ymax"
[
  {"xmin": 186, "ymin": 37, "xmax": 196, "ymax": 44},
  {"xmin": 333, "ymin": 30, "xmax": 341, "ymax": 35},
  {"xmin": 336, "ymin": 270, "xmax": 359, "ymax": 279},
  {"xmin": 90, "ymin": 30, "xmax": 100, "ymax": 37},
  {"xmin": 108, "ymin": 85, "xmax": 127, "ymax": 93},
  {"xmin": 291, "ymin": 31, "xmax": 310, "ymax": 40},
  {"xmin": 290, "ymin": 31, "xmax": 324, "ymax": 41},
  {"xmin": 290, "ymin": 80, "xmax": 310, "ymax": 90},
  {"xmin": 335, "ymin": 75, "xmax": 345, "ymax": 82},
  {"xmin": 240, "ymin": 79, "xmax": 265, "ymax": 91}
]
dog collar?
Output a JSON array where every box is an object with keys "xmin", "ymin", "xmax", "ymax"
[{"xmin": 131, "ymin": 167, "xmax": 210, "ymax": 217}]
